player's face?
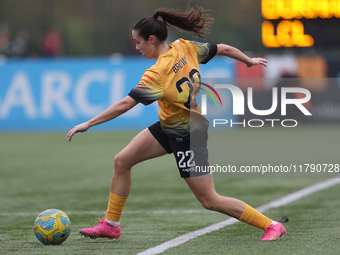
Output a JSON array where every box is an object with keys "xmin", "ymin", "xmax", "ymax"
[{"xmin": 132, "ymin": 30, "xmax": 155, "ymax": 59}]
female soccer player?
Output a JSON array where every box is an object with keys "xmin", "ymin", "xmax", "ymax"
[{"xmin": 67, "ymin": 7, "xmax": 286, "ymax": 241}]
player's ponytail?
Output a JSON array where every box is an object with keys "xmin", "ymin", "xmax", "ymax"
[{"xmin": 133, "ymin": 6, "xmax": 214, "ymax": 42}]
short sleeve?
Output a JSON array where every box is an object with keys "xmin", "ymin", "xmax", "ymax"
[
  {"xmin": 128, "ymin": 70, "xmax": 163, "ymax": 105},
  {"xmin": 190, "ymin": 41, "xmax": 217, "ymax": 64}
]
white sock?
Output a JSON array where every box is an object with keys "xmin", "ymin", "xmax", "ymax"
[
  {"xmin": 105, "ymin": 219, "xmax": 120, "ymax": 227},
  {"xmin": 271, "ymin": 221, "xmax": 278, "ymax": 225}
]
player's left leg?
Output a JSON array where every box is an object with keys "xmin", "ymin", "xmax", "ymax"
[
  {"xmin": 184, "ymin": 174, "xmax": 286, "ymax": 241},
  {"xmin": 80, "ymin": 127, "xmax": 168, "ymax": 239}
]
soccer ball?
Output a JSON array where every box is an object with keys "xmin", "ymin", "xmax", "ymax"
[{"xmin": 34, "ymin": 209, "xmax": 71, "ymax": 245}]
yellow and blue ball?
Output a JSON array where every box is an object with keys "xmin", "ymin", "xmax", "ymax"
[{"xmin": 34, "ymin": 209, "xmax": 71, "ymax": 245}]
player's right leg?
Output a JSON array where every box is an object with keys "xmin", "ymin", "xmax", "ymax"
[
  {"xmin": 184, "ymin": 174, "xmax": 286, "ymax": 241},
  {"xmin": 80, "ymin": 126, "xmax": 168, "ymax": 239}
]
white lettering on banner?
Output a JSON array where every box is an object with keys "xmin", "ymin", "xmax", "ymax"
[
  {"xmin": 110, "ymin": 70, "xmax": 124, "ymax": 104},
  {"xmin": 75, "ymin": 70, "xmax": 107, "ymax": 117},
  {"xmin": 108, "ymin": 70, "xmax": 144, "ymax": 117},
  {"xmin": 41, "ymin": 71, "xmax": 75, "ymax": 119},
  {"xmin": 0, "ymin": 72, "xmax": 37, "ymax": 119},
  {"xmin": 0, "ymin": 69, "xmax": 158, "ymax": 124},
  {"xmin": 112, "ymin": 70, "xmax": 145, "ymax": 117}
]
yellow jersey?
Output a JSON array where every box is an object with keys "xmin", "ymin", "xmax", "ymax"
[{"xmin": 128, "ymin": 39, "xmax": 217, "ymax": 135}]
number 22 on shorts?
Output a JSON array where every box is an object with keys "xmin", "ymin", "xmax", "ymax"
[{"xmin": 177, "ymin": 150, "xmax": 196, "ymax": 168}]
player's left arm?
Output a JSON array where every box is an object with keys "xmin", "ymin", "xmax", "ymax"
[{"xmin": 216, "ymin": 44, "xmax": 267, "ymax": 67}]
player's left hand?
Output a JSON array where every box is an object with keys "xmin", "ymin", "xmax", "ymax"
[{"xmin": 247, "ymin": 57, "xmax": 268, "ymax": 67}]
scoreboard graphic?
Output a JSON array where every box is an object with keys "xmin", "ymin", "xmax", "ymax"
[{"xmin": 261, "ymin": 0, "xmax": 340, "ymax": 48}]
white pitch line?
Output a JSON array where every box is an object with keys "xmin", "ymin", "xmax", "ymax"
[{"xmin": 137, "ymin": 177, "xmax": 340, "ymax": 255}]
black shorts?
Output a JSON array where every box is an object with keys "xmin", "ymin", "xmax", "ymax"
[{"xmin": 148, "ymin": 122, "xmax": 210, "ymax": 178}]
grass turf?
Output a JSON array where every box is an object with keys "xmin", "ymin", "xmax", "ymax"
[{"xmin": 0, "ymin": 125, "xmax": 339, "ymax": 254}]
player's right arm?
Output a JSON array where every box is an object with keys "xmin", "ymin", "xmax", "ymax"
[{"xmin": 66, "ymin": 95, "xmax": 138, "ymax": 142}]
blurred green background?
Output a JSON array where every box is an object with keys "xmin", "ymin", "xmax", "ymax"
[{"xmin": 0, "ymin": 0, "xmax": 274, "ymax": 57}]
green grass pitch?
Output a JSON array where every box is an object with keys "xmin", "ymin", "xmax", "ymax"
[{"xmin": 0, "ymin": 125, "xmax": 339, "ymax": 254}]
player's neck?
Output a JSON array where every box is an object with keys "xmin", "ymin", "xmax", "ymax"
[{"xmin": 154, "ymin": 42, "xmax": 171, "ymax": 59}]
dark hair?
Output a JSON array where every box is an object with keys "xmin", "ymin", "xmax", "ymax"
[{"xmin": 133, "ymin": 6, "xmax": 214, "ymax": 42}]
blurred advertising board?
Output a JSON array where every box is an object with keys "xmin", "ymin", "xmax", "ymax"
[{"xmin": 0, "ymin": 57, "xmax": 234, "ymax": 131}]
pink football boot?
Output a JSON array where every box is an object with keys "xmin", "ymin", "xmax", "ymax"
[{"xmin": 80, "ymin": 217, "xmax": 121, "ymax": 240}]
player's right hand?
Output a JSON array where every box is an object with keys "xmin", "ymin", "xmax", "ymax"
[{"xmin": 66, "ymin": 122, "xmax": 90, "ymax": 142}]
